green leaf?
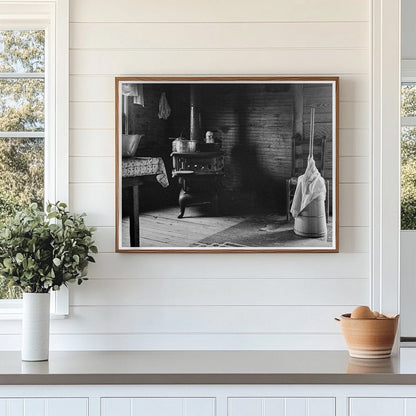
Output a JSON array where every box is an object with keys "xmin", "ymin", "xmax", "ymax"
[
  {"xmin": 0, "ymin": 198, "xmax": 95, "ymax": 294},
  {"xmin": 3, "ymin": 258, "xmax": 12, "ymax": 268}
]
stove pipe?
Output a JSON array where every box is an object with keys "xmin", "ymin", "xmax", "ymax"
[{"xmin": 190, "ymin": 85, "xmax": 201, "ymax": 142}]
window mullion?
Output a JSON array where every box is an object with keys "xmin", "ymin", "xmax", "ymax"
[
  {"xmin": 401, "ymin": 117, "xmax": 416, "ymax": 127},
  {"xmin": 0, "ymin": 132, "xmax": 44, "ymax": 138},
  {"xmin": 0, "ymin": 73, "xmax": 44, "ymax": 79}
]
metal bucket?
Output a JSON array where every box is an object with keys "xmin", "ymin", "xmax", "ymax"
[
  {"xmin": 122, "ymin": 134, "xmax": 143, "ymax": 157},
  {"xmin": 172, "ymin": 138, "xmax": 197, "ymax": 153},
  {"xmin": 294, "ymin": 196, "xmax": 327, "ymax": 237}
]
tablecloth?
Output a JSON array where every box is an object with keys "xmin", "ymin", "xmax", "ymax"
[{"xmin": 122, "ymin": 157, "xmax": 169, "ymax": 188}]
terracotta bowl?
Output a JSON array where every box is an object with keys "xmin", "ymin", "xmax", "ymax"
[
  {"xmin": 337, "ymin": 313, "xmax": 399, "ymax": 359},
  {"xmin": 347, "ymin": 357, "xmax": 394, "ymax": 373}
]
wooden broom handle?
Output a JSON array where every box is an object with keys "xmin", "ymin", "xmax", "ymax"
[{"xmin": 309, "ymin": 107, "xmax": 315, "ymax": 158}]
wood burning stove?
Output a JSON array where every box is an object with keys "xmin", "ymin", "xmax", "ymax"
[
  {"xmin": 170, "ymin": 84, "xmax": 224, "ymax": 218},
  {"xmin": 171, "ymin": 151, "xmax": 224, "ymax": 218}
]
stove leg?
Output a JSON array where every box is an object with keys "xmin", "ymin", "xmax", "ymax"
[{"xmin": 178, "ymin": 189, "xmax": 188, "ymax": 218}]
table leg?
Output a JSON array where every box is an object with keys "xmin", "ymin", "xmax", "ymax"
[{"xmin": 130, "ymin": 184, "xmax": 140, "ymax": 247}]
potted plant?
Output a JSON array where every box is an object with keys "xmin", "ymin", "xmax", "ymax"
[{"xmin": 0, "ymin": 202, "xmax": 97, "ymax": 361}]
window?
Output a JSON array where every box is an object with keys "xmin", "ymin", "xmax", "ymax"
[
  {"xmin": 401, "ymin": 73, "xmax": 416, "ymax": 229},
  {"xmin": 0, "ymin": 0, "xmax": 69, "ymax": 314},
  {"xmin": 0, "ymin": 29, "xmax": 45, "ymax": 300}
]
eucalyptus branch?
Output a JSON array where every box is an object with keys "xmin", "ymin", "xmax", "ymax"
[{"xmin": 0, "ymin": 202, "xmax": 97, "ymax": 293}]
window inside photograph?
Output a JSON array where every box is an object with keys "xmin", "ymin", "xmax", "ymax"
[{"xmin": 0, "ymin": 30, "xmax": 45, "ymax": 299}]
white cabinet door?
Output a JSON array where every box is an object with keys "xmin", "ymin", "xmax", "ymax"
[
  {"xmin": 228, "ymin": 398, "xmax": 335, "ymax": 416},
  {"xmin": 350, "ymin": 398, "xmax": 416, "ymax": 416},
  {"xmin": 101, "ymin": 398, "xmax": 215, "ymax": 416},
  {"xmin": 0, "ymin": 398, "xmax": 88, "ymax": 416}
]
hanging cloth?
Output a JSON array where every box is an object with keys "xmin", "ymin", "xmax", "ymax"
[
  {"xmin": 158, "ymin": 92, "xmax": 171, "ymax": 120},
  {"xmin": 290, "ymin": 107, "xmax": 326, "ymax": 218},
  {"xmin": 122, "ymin": 84, "xmax": 144, "ymax": 106}
]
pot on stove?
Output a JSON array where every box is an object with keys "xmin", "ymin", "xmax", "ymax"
[{"xmin": 172, "ymin": 137, "xmax": 197, "ymax": 153}]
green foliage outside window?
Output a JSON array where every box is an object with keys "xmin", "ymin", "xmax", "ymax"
[
  {"xmin": 401, "ymin": 83, "xmax": 416, "ymax": 230},
  {"xmin": 0, "ymin": 30, "xmax": 45, "ymax": 298},
  {"xmin": 401, "ymin": 128, "xmax": 416, "ymax": 229}
]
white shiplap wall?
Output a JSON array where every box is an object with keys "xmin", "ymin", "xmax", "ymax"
[{"xmin": 24, "ymin": 0, "xmax": 372, "ymax": 350}]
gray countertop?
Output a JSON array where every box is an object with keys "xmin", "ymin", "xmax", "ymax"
[{"xmin": 1, "ymin": 349, "xmax": 416, "ymax": 385}]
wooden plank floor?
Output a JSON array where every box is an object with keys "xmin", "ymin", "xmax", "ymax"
[
  {"xmin": 122, "ymin": 206, "xmax": 332, "ymax": 249},
  {"xmin": 122, "ymin": 206, "xmax": 248, "ymax": 247}
]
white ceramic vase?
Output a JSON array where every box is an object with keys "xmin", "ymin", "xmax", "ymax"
[{"xmin": 22, "ymin": 292, "xmax": 50, "ymax": 361}]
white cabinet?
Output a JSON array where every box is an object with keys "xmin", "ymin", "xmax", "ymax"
[
  {"xmin": 228, "ymin": 398, "xmax": 335, "ymax": 416},
  {"xmin": 0, "ymin": 398, "xmax": 88, "ymax": 416},
  {"xmin": 5, "ymin": 385, "xmax": 416, "ymax": 416},
  {"xmin": 350, "ymin": 398, "xmax": 416, "ymax": 416},
  {"xmin": 101, "ymin": 398, "xmax": 215, "ymax": 416}
]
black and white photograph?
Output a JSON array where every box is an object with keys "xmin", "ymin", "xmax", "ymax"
[{"xmin": 116, "ymin": 77, "xmax": 339, "ymax": 252}]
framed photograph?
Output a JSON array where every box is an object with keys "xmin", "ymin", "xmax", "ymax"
[{"xmin": 115, "ymin": 77, "xmax": 339, "ymax": 253}]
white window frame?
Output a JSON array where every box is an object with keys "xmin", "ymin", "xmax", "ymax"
[
  {"xmin": 0, "ymin": 0, "xmax": 69, "ymax": 317},
  {"xmin": 401, "ymin": 61, "xmax": 416, "ymax": 128},
  {"xmin": 399, "ymin": 60, "xmax": 416, "ymax": 340},
  {"xmin": 371, "ymin": 0, "xmax": 401, "ymax": 325}
]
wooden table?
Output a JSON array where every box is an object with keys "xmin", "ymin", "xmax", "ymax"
[{"xmin": 122, "ymin": 157, "xmax": 169, "ymax": 247}]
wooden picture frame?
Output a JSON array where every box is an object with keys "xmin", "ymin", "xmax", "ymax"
[{"xmin": 115, "ymin": 76, "xmax": 339, "ymax": 253}]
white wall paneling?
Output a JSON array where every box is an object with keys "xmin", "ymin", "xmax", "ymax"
[
  {"xmin": 2, "ymin": 0, "xmax": 384, "ymax": 350},
  {"xmin": 70, "ymin": 49, "xmax": 368, "ymax": 76},
  {"xmin": 69, "ymin": 102, "xmax": 114, "ymax": 129},
  {"xmin": 69, "ymin": 157, "xmax": 114, "ymax": 183},
  {"xmin": 84, "ymin": 253, "xmax": 370, "ymax": 279},
  {"xmin": 44, "ymin": 305, "xmax": 354, "ymax": 334},
  {"xmin": 69, "ymin": 74, "xmax": 369, "ymax": 103},
  {"xmin": 69, "ymin": 278, "xmax": 368, "ymax": 306},
  {"xmin": 69, "ymin": 129, "xmax": 114, "ymax": 157},
  {"xmin": 339, "ymin": 184, "xmax": 369, "ymax": 227},
  {"xmin": 70, "ymin": 22, "xmax": 368, "ymax": 50},
  {"xmin": 69, "ymin": 0, "xmax": 369, "ymax": 23},
  {"xmin": 339, "ymin": 227, "xmax": 369, "ymax": 253},
  {"xmin": 69, "ymin": 183, "xmax": 114, "ymax": 227},
  {"xmin": 339, "ymin": 157, "xmax": 369, "ymax": 183},
  {"xmin": 88, "ymin": 226, "xmax": 368, "ymax": 255},
  {"xmin": 53, "ymin": 305, "xmax": 360, "ymax": 334},
  {"xmin": 45, "ymin": 333, "xmax": 347, "ymax": 350},
  {"xmin": 339, "ymin": 129, "xmax": 369, "ymax": 157}
]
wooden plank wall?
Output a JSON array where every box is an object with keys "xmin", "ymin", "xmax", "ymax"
[
  {"xmin": 201, "ymin": 84, "xmax": 294, "ymax": 196},
  {"xmin": 0, "ymin": 0, "xmax": 371, "ymax": 350},
  {"xmin": 128, "ymin": 83, "xmax": 333, "ymax": 212}
]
